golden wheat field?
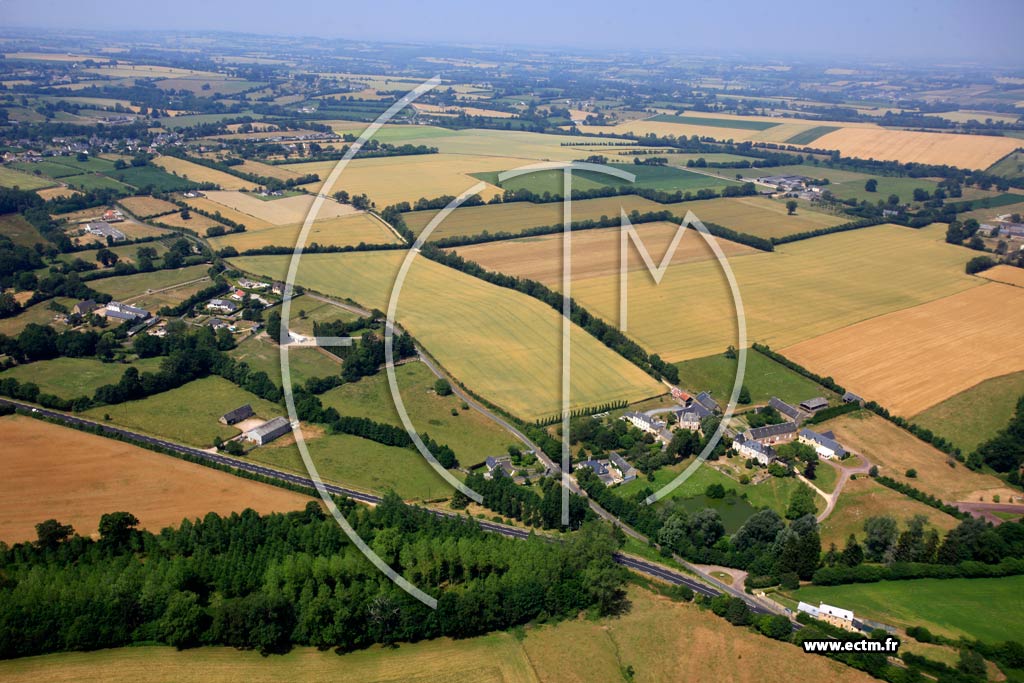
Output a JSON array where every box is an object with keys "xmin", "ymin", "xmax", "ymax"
[
  {"xmin": 153, "ymin": 156, "xmax": 257, "ymax": 191},
  {"xmin": 284, "ymin": 153, "xmax": 515, "ymax": 205},
  {"xmin": 451, "ymin": 221, "xmax": 759, "ymax": 283},
  {"xmin": 200, "ymin": 190, "xmax": 357, "ymax": 225},
  {"xmin": 34, "ymin": 186, "xmax": 80, "ymax": 201},
  {"xmin": 782, "ymin": 282, "xmax": 1024, "ymax": 416},
  {"xmin": 674, "ymin": 195, "xmax": 847, "ymax": 239},
  {"xmin": 458, "ymin": 223, "xmax": 981, "ymax": 363},
  {"xmin": 402, "ymin": 194, "xmax": 666, "ymax": 240},
  {"xmin": 812, "ymin": 127, "xmax": 1020, "ymax": 169},
  {"xmin": 233, "ymin": 159, "xmax": 306, "ymax": 181},
  {"xmin": 230, "ymin": 250, "xmax": 663, "ymax": 420},
  {"xmin": 209, "ymin": 212, "xmax": 400, "ymax": 250},
  {"xmin": 979, "ymin": 264, "xmax": 1024, "ymax": 287}
]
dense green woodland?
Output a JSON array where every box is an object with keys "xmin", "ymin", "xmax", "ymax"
[{"xmin": 0, "ymin": 496, "xmax": 627, "ymax": 659}]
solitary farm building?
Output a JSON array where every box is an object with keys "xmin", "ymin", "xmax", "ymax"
[
  {"xmin": 799, "ymin": 397, "xmax": 829, "ymax": 412},
  {"xmin": 220, "ymin": 404, "xmax": 254, "ymax": 426},
  {"xmin": 244, "ymin": 416, "xmax": 292, "ymax": 445},
  {"xmin": 104, "ymin": 301, "xmax": 150, "ymax": 321},
  {"xmin": 84, "ymin": 221, "xmax": 126, "ymax": 242}
]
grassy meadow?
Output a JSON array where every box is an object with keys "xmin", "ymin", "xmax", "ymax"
[
  {"xmin": 87, "ymin": 264, "xmax": 212, "ymax": 300},
  {"xmin": 670, "ymin": 195, "xmax": 847, "ymax": 239},
  {"xmin": 0, "ymin": 356, "xmax": 164, "ymax": 399},
  {"xmin": 789, "ymin": 576, "xmax": 1024, "ymax": 643},
  {"xmin": 913, "ymin": 371, "xmax": 1024, "ymax": 453}
]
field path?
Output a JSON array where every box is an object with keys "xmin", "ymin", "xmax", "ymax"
[{"xmin": 814, "ymin": 456, "xmax": 872, "ymax": 522}]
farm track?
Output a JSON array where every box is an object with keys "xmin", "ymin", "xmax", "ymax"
[{"xmin": 0, "ymin": 396, "xmax": 798, "ymax": 620}]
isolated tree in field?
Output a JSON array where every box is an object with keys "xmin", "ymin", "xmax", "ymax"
[
  {"xmin": 738, "ymin": 385, "xmax": 751, "ymax": 404},
  {"xmin": 864, "ymin": 179, "xmax": 878, "ymax": 192},
  {"xmin": 786, "ymin": 483, "xmax": 817, "ymax": 520},
  {"xmin": 786, "ymin": 200, "xmax": 798, "ymax": 215},
  {"xmin": 434, "ymin": 378, "xmax": 453, "ymax": 396},
  {"xmin": 180, "ymin": 207, "xmax": 191, "ymax": 220}
]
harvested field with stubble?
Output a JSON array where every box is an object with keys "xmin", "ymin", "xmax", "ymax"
[
  {"xmin": 674, "ymin": 195, "xmax": 848, "ymax": 239},
  {"xmin": 979, "ymin": 264, "xmax": 1024, "ymax": 287},
  {"xmin": 402, "ymin": 194, "xmax": 666, "ymax": 240},
  {"xmin": 0, "ymin": 586, "xmax": 875, "ymax": 683},
  {"xmin": 183, "ymin": 196, "xmax": 273, "ymax": 230},
  {"xmin": 229, "ymin": 250, "xmax": 664, "ymax": 421},
  {"xmin": 200, "ymin": 190, "xmax": 356, "ymax": 225},
  {"xmin": 815, "ymin": 412, "xmax": 1015, "ymax": 503},
  {"xmin": 459, "ymin": 223, "xmax": 980, "ymax": 362},
  {"xmin": 209, "ymin": 212, "xmax": 399, "ymax": 250},
  {"xmin": 0, "ymin": 415, "xmax": 310, "ymax": 543},
  {"xmin": 153, "ymin": 156, "xmax": 256, "ymax": 191},
  {"xmin": 118, "ymin": 195, "xmax": 178, "ymax": 218},
  {"xmin": 782, "ymin": 282, "xmax": 1024, "ymax": 416},
  {"xmin": 812, "ymin": 127, "xmax": 1021, "ymax": 169},
  {"xmin": 451, "ymin": 221, "xmax": 758, "ymax": 284}
]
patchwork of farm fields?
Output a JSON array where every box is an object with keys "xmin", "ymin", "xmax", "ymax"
[
  {"xmin": 0, "ymin": 415, "xmax": 310, "ymax": 543},
  {"xmin": 782, "ymin": 282, "xmax": 1024, "ymax": 416},
  {"xmin": 117, "ymin": 195, "xmax": 178, "ymax": 218},
  {"xmin": 229, "ymin": 250, "xmax": 664, "ymax": 420},
  {"xmin": 979, "ymin": 264, "xmax": 1024, "ymax": 287},
  {"xmin": 285, "ymin": 153, "xmax": 513, "ymax": 205},
  {"xmin": 455, "ymin": 223, "xmax": 981, "ymax": 362},
  {"xmin": 401, "ymin": 194, "xmax": 666, "ymax": 240},
  {"xmin": 199, "ymin": 190, "xmax": 357, "ymax": 225},
  {"xmin": 816, "ymin": 412, "xmax": 1015, "ymax": 502},
  {"xmin": 583, "ymin": 114, "xmax": 1020, "ymax": 168},
  {"xmin": 152, "ymin": 156, "xmax": 257, "ymax": 190},
  {"xmin": 473, "ymin": 163, "xmax": 741, "ymax": 196}
]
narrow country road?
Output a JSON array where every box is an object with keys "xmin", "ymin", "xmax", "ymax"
[{"xmin": 814, "ymin": 454, "xmax": 872, "ymax": 522}]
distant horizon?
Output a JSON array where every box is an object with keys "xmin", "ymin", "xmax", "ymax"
[{"xmin": 2, "ymin": 0, "xmax": 1023, "ymax": 67}]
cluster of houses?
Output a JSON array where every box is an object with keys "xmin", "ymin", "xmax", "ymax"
[
  {"xmin": 731, "ymin": 395, "xmax": 850, "ymax": 466},
  {"xmin": 753, "ymin": 174, "xmax": 823, "ymax": 201},
  {"xmin": 574, "ymin": 452, "xmax": 637, "ymax": 485},
  {"xmin": 219, "ymin": 404, "xmax": 292, "ymax": 446},
  {"xmin": 979, "ymin": 217, "xmax": 1024, "ymax": 242}
]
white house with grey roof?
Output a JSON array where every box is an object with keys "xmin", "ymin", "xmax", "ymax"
[
  {"xmin": 733, "ymin": 434, "xmax": 776, "ymax": 465},
  {"xmin": 622, "ymin": 411, "xmax": 665, "ymax": 435},
  {"xmin": 798, "ymin": 428, "xmax": 847, "ymax": 460},
  {"xmin": 244, "ymin": 416, "xmax": 292, "ymax": 445},
  {"xmin": 608, "ymin": 453, "xmax": 637, "ymax": 483},
  {"xmin": 745, "ymin": 421, "xmax": 797, "ymax": 445}
]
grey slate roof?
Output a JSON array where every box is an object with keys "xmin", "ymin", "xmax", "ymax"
[
  {"xmin": 799, "ymin": 428, "xmax": 847, "ymax": 456},
  {"xmin": 842, "ymin": 391, "xmax": 863, "ymax": 403},
  {"xmin": 221, "ymin": 404, "xmax": 254, "ymax": 425},
  {"xmin": 695, "ymin": 392, "xmax": 720, "ymax": 413},
  {"xmin": 249, "ymin": 416, "xmax": 291, "ymax": 442},
  {"xmin": 769, "ymin": 396, "xmax": 803, "ymax": 421},
  {"xmin": 799, "ymin": 397, "xmax": 829, "ymax": 411},
  {"xmin": 746, "ymin": 421, "xmax": 797, "ymax": 441},
  {"xmin": 577, "ymin": 459, "xmax": 608, "ymax": 476}
]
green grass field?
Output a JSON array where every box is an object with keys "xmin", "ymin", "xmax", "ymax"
[
  {"xmin": 105, "ymin": 165, "xmax": 198, "ymax": 191},
  {"xmin": 250, "ymin": 433, "xmax": 455, "ymax": 501},
  {"xmin": 675, "ymin": 347, "xmax": 839, "ymax": 406},
  {"xmin": 614, "ymin": 457, "xmax": 808, "ymax": 519},
  {"xmin": 0, "ymin": 357, "xmax": 164, "ymax": 399},
  {"xmin": 81, "ymin": 376, "xmax": 284, "ymax": 447},
  {"xmin": 912, "ymin": 371, "xmax": 1024, "ymax": 453},
  {"xmin": 813, "ymin": 461, "xmax": 839, "ymax": 494},
  {"xmin": 0, "ymin": 165, "xmax": 57, "ymax": 190},
  {"xmin": 229, "ymin": 334, "xmax": 341, "ymax": 387},
  {"xmin": 0, "ymin": 213, "xmax": 49, "ymax": 247},
  {"xmin": 401, "ymin": 194, "xmax": 666, "ymax": 241},
  {"xmin": 10, "ymin": 160, "xmax": 83, "ymax": 178},
  {"xmin": 987, "ymin": 149, "xmax": 1024, "ymax": 180},
  {"xmin": 472, "ymin": 162, "xmax": 740, "ymax": 197},
  {"xmin": 88, "ymin": 264, "xmax": 212, "ymax": 300},
  {"xmin": 0, "ymin": 297, "xmax": 77, "ymax": 336},
  {"xmin": 62, "ymin": 173, "xmax": 132, "ymax": 192},
  {"xmin": 281, "ymin": 295, "xmax": 359, "ymax": 336},
  {"xmin": 789, "ymin": 576, "xmax": 1024, "ymax": 643},
  {"xmin": 828, "ymin": 176, "xmax": 940, "ymax": 204},
  {"xmin": 318, "ymin": 361, "xmax": 519, "ymax": 465},
  {"xmin": 229, "ymin": 250, "xmax": 664, "ymax": 421},
  {"xmin": 650, "ymin": 114, "xmax": 780, "ymax": 131},
  {"xmin": 785, "ymin": 126, "xmax": 841, "ymax": 145}
]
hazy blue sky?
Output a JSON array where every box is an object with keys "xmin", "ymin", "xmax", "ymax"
[{"xmin": 4, "ymin": 0, "xmax": 1023, "ymax": 65}]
